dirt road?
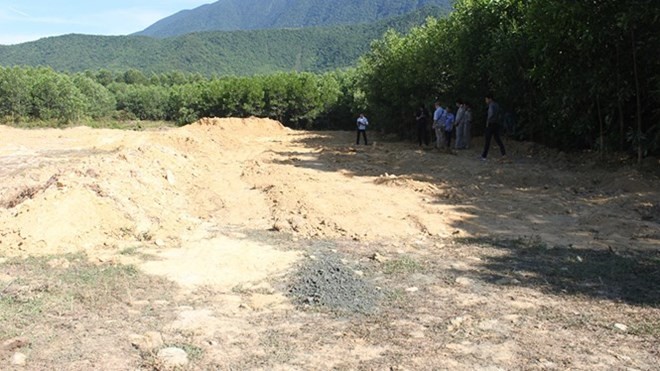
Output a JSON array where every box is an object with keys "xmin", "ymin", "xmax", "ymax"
[{"xmin": 1, "ymin": 118, "xmax": 658, "ymax": 369}]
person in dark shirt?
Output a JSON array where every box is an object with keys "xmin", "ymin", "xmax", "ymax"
[
  {"xmin": 415, "ymin": 104, "xmax": 430, "ymax": 147},
  {"xmin": 481, "ymin": 93, "xmax": 506, "ymax": 160}
]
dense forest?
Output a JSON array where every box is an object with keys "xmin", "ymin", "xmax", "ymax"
[
  {"xmin": 136, "ymin": 0, "xmax": 452, "ymax": 38},
  {"xmin": 0, "ymin": 7, "xmax": 445, "ymax": 76},
  {"xmin": 357, "ymin": 0, "xmax": 660, "ymax": 159},
  {"xmin": 0, "ymin": 66, "xmax": 362, "ymax": 130},
  {"xmin": 1, "ymin": 0, "xmax": 658, "ymax": 159}
]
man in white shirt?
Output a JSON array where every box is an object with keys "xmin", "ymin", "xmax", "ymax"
[{"xmin": 356, "ymin": 113, "xmax": 369, "ymax": 145}]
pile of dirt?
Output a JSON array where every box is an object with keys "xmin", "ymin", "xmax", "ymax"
[
  {"xmin": 1, "ymin": 119, "xmax": 658, "ymax": 259},
  {"xmin": 0, "ymin": 117, "xmax": 289, "ymax": 257},
  {"xmin": 194, "ymin": 116, "xmax": 286, "ymax": 133}
]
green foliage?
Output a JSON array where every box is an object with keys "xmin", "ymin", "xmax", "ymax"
[
  {"xmin": 72, "ymin": 74, "xmax": 116, "ymax": 119},
  {"xmin": 187, "ymin": 72, "xmax": 346, "ymax": 129},
  {"xmin": 315, "ymin": 69, "xmax": 365, "ymax": 130},
  {"xmin": 29, "ymin": 70, "xmax": 77, "ymax": 122},
  {"xmin": 357, "ymin": 0, "xmax": 660, "ymax": 156},
  {"xmin": 0, "ymin": 65, "xmax": 361, "ymax": 129},
  {"xmin": 382, "ymin": 256, "xmax": 424, "ymax": 275},
  {"xmin": 0, "ymin": 67, "xmax": 31, "ymax": 122},
  {"xmin": 115, "ymin": 84, "xmax": 169, "ymax": 120}
]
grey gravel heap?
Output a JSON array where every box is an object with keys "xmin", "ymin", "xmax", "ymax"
[{"xmin": 288, "ymin": 251, "xmax": 382, "ymax": 314}]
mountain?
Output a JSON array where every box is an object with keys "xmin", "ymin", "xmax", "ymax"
[
  {"xmin": 135, "ymin": 0, "xmax": 452, "ymax": 38},
  {"xmin": 0, "ymin": 7, "xmax": 447, "ymax": 76}
]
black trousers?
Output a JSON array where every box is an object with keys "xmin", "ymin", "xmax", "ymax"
[
  {"xmin": 481, "ymin": 124, "xmax": 506, "ymax": 158},
  {"xmin": 444, "ymin": 129, "xmax": 453, "ymax": 148},
  {"xmin": 417, "ymin": 122, "xmax": 429, "ymax": 146},
  {"xmin": 357, "ymin": 129, "xmax": 368, "ymax": 145}
]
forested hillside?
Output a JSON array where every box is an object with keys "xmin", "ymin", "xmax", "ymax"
[
  {"xmin": 0, "ymin": 7, "xmax": 444, "ymax": 76},
  {"xmin": 136, "ymin": 0, "xmax": 452, "ymax": 38}
]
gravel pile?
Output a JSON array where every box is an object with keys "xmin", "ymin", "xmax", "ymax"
[{"xmin": 288, "ymin": 251, "xmax": 382, "ymax": 314}]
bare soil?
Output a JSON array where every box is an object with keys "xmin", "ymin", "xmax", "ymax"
[{"xmin": 0, "ymin": 117, "xmax": 658, "ymax": 370}]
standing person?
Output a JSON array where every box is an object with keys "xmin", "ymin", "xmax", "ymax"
[
  {"xmin": 462, "ymin": 102, "xmax": 473, "ymax": 149},
  {"xmin": 432, "ymin": 101, "xmax": 446, "ymax": 149},
  {"xmin": 481, "ymin": 93, "xmax": 506, "ymax": 160},
  {"xmin": 454, "ymin": 99, "xmax": 466, "ymax": 149},
  {"xmin": 415, "ymin": 105, "xmax": 430, "ymax": 147},
  {"xmin": 356, "ymin": 113, "xmax": 369, "ymax": 145},
  {"xmin": 443, "ymin": 108, "xmax": 455, "ymax": 151}
]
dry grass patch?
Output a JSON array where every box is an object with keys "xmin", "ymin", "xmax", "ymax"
[{"xmin": 0, "ymin": 253, "xmax": 179, "ymax": 369}]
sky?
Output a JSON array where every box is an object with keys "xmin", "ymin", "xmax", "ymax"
[{"xmin": 0, "ymin": 0, "xmax": 212, "ymax": 45}]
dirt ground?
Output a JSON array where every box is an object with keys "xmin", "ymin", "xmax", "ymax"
[{"xmin": 0, "ymin": 117, "xmax": 658, "ymax": 370}]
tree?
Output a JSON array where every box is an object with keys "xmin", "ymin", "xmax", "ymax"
[
  {"xmin": 29, "ymin": 68, "xmax": 84, "ymax": 123},
  {"xmin": 72, "ymin": 74, "xmax": 116, "ymax": 119},
  {"xmin": 118, "ymin": 84, "xmax": 169, "ymax": 120},
  {"xmin": 0, "ymin": 67, "xmax": 32, "ymax": 122}
]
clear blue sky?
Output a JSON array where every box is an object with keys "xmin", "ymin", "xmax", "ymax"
[{"xmin": 0, "ymin": 0, "xmax": 211, "ymax": 45}]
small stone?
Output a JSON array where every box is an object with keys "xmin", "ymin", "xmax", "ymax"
[
  {"xmin": 154, "ymin": 239, "xmax": 166, "ymax": 247},
  {"xmin": 289, "ymin": 216, "xmax": 305, "ymax": 232},
  {"xmin": 157, "ymin": 347, "xmax": 189, "ymax": 368},
  {"xmin": 2, "ymin": 337, "xmax": 29, "ymax": 351},
  {"xmin": 371, "ymin": 252, "xmax": 387, "ymax": 263},
  {"xmin": 166, "ymin": 170, "xmax": 176, "ymax": 185},
  {"xmin": 450, "ymin": 316, "xmax": 466, "ymax": 327},
  {"xmin": 614, "ymin": 323, "xmax": 628, "ymax": 332},
  {"xmin": 272, "ymin": 219, "xmax": 289, "ymax": 232},
  {"xmin": 129, "ymin": 332, "xmax": 164, "ymax": 352},
  {"xmin": 495, "ymin": 277, "xmax": 521, "ymax": 285},
  {"xmin": 86, "ymin": 168, "xmax": 100, "ymax": 178},
  {"xmin": 0, "ymin": 273, "xmax": 12, "ymax": 283},
  {"xmin": 455, "ymin": 277, "xmax": 474, "ymax": 286},
  {"xmin": 448, "ymin": 316, "xmax": 469, "ymax": 331},
  {"xmin": 405, "ymin": 287, "xmax": 419, "ymax": 293},
  {"xmin": 409, "ymin": 330, "xmax": 425, "ymax": 338},
  {"xmin": 11, "ymin": 352, "xmax": 27, "ymax": 366}
]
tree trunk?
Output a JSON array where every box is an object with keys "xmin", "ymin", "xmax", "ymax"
[
  {"xmin": 631, "ymin": 28, "xmax": 643, "ymax": 164},
  {"xmin": 597, "ymin": 95, "xmax": 604, "ymax": 158},
  {"xmin": 616, "ymin": 42, "xmax": 625, "ymax": 151}
]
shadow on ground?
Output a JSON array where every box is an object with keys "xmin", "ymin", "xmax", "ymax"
[
  {"xmin": 457, "ymin": 236, "xmax": 660, "ymax": 306},
  {"xmin": 275, "ymin": 131, "xmax": 660, "ymax": 307}
]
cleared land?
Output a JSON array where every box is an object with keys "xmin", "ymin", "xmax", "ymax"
[{"xmin": 1, "ymin": 118, "xmax": 658, "ymax": 370}]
